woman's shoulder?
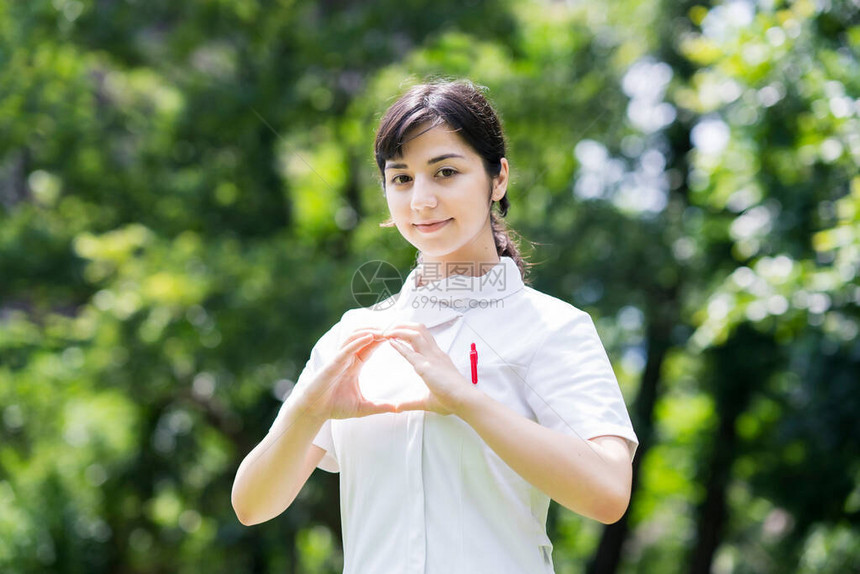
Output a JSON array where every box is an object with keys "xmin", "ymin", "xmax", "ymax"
[{"xmin": 517, "ymin": 284, "xmax": 592, "ymax": 326}]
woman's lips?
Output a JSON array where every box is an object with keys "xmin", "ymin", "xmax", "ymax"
[{"xmin": 413, "ymin": 218, "xmax": 452, "ymax": 233}]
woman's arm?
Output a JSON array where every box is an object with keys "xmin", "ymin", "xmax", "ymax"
[
  {"xmin": 231, "ymin": 329, "xmax": 396, "ymax": 526},
  {"xmin": 231, "ymin": 398, "xmax": 328, "ymax": 526},
  {"xmin": 386, "ymin": 323, "xmax": 634, "ymax": 524},
  {"xmin": 455, "ymin": 389, "xmax": 632, "ymax": 524}
]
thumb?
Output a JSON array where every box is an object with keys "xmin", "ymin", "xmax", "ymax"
[
  {"xmin": 359, "ymin": 400, "xmax": 399, "ymax": 416},
  {"xmin": 394, "ymin": 398, "xmax": 429, "ymax": 413}
]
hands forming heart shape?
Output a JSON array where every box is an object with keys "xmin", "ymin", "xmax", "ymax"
[{"xmin": 297, "ymin": 324, "xmax": 475, "ymax": 421}]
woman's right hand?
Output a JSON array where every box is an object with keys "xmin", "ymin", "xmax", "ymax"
[{"xmin": 295, "ymin": 328, "xmax": 398, "ymax": 421}]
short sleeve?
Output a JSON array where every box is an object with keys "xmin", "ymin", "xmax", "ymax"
[
  {"xmin": 524, "ymin": 309, "xmax": 639, "ymax": 460},
  {"xmin": 271, "ymin": 319, "xmax": 343, "ymax": 473}
]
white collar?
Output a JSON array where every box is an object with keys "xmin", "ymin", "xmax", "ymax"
[{"xmin": 389, "ymin": 256, "xmax": 525, "ymax": 328}]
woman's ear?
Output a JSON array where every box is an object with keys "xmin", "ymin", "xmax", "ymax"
[{"xmin": 491, "ymin": 158, "xmax": 509, "ymax": 202}]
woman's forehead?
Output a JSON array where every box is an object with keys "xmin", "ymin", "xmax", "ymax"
[{"xmin": 390, "ymin": 124, "xmax": 473, "ymax": 164}]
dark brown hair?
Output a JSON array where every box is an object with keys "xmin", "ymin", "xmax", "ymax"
[{"xmin": 374, "ymin": 79, "xmax": 530, "ymax": 281}]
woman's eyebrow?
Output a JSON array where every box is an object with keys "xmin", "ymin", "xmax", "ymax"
[
  {"xmin": 385, "ymin": 153, "xmax": 466, "ymax": 170},
  {"xmin": 427, "ymin": 153, "xmax": 465, "ymax": 165}
]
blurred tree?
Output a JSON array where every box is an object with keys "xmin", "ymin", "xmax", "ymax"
[{"xmin": 1, "ymin": 0, "xmax": 858, "ymax": 572}]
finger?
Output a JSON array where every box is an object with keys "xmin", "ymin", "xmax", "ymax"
[
  {"xmin": 387, "ymin": 337, "xmax": 418, "ymax": 362},
  {"xmin": 343, "ymin": 328, "xmax": 387, "ymax": 362},
  {"xmin": 358, "ymin": 400, "xmax": 399, "ymax": 416},
  {"xmin": 385, "ymin": 329, "xmax": 438, "ymax": 356},
  {"xmin": 355, "ymin": 335, "xmax": 386, "ymax": 363},
  {"xmin": 383, "ymin": 323, "xmax": 425, "ymax": 337},
  {"xmin": 341, "ymin": 328, "xmax": 386, "ymax": 347},
  {"xmin": 330, "ymin": 334, "xmax": 376, "ymax": 369},
  {"xmin": 350, "ymin": 335, "xmax": 388, "ymax": 366},
  {"xmin": 393, "ymin": 398, "xmax": 428, "ymax": 413},
  {"xmin": 342, "ymin": 328, "xmax": 389, "ymax": 355},
  {"xmin": 383, "ymin": 328, "xmax": 425, "ymax": 346}
]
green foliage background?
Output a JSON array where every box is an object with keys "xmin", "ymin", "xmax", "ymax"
[{"xmin": 1, "ymin": 0, "xmax": 858, "ymax": 572}]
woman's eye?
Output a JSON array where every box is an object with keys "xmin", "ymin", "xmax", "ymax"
[
  {"xmin": 391, "ymin": 174, "xmax": 411, "ymax": 185},
  {"xmin": 437, "ymin": 168, "xmax": 457, "ymax": 178}
]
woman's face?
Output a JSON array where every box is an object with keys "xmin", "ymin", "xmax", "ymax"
[{"xmin": 383, "ymin": 123, "xmax": 508, "ymax": 269}]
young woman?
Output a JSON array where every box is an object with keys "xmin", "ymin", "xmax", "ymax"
[{"xmin": 232, "ymin": 79, "xmax": 639, "ymax": 573}]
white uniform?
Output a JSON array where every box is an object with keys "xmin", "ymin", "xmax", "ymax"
[{"xmin": 287, "ymin": 256, "xmax": 638, "ymax": 574}]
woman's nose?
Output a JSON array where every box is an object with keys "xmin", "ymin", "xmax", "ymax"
[{"xmin": 410, "ymin": 178, "xmax": 438, "ymax": 210}]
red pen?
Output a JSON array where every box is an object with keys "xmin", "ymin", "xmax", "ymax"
[{"xmin": 470, "ymin": 343, "xmax": 478, "ymax": 385}]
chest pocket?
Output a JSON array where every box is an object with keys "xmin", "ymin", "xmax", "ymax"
[{"xmin": 456, "ymin": 354, "xmax": 534, "ymax": 420}]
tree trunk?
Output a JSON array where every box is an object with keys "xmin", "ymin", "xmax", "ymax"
[
  {"xmin": 687, "ymin": 327, "xmax": 773, "ymax": 574},
  {"xmin": 687, "ymin": 407, "xmax": 738, "ymax": 574},
  {"xmin": 0, "ymin": 147, "xmax": 30, "ymax": 209},
  {"xmin": 587, "ymin": 312, "xmax": 674, "ymax": 573}
]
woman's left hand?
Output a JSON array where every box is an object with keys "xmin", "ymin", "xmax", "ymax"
[{"xmin": 384, "ymin": 322, "xmax": 475, "ymax": 416}]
